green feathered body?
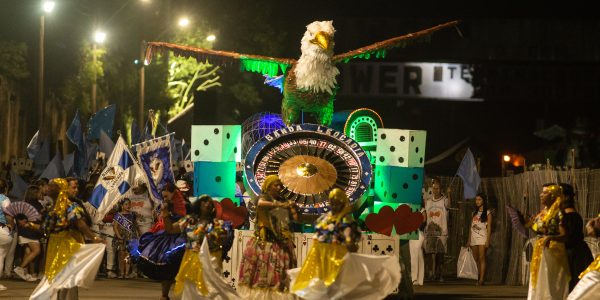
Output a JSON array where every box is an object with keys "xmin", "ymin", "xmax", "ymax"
[{"xmin": 281, "ymin": 64, "xmax": 336, "ymax": 126}]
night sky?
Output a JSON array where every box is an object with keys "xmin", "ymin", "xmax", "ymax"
[{"xmin": 1, "ymin": 0, "xmax": 599, "ymax": 176}]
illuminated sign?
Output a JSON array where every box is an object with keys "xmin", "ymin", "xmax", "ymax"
[{"xmin": 339, "ymin": 62, "xmax": 483, "ymax": 102}]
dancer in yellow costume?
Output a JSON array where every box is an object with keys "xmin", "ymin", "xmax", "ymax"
[
  {"xmin": 527, "ymin": 183, "xmax": 570, "ymax": 300},
  {"xmin": 289, "ymin": 188, "xmax": 400, "ymax": 300},
  {"xmin": 30, "ymin": 178, "xmax": 106, "ymax": 300},
  {"xmin": 164, "ymin": 195, "xmax": 238, "ymax": 299}
]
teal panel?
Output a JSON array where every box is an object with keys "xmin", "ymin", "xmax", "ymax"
[
  {"xmin": 193, "ymin": 161, "xmax": 236, "ymax": 198},
  {"xmin": 374, "ymin": 166, "xmax": 423, "ymax": 204}
]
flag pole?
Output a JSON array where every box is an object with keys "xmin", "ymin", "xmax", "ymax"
[{"xmin": 571, "ymin": 148, "xmax": 577, "ymax": 192}]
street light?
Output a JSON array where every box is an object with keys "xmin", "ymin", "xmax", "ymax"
[
  {"xmin": 39, "ymin": 1, "xmax": 55, "ymax": 131},
  {"xmin": 92, "ymin": 30, "xmax": 106, "ymax": 113},
  {"xmin": 178, "ymin": 17, "xmax": 190, "ymax": 27},
  {"xmin": 206, "ymin": 34, "xmax": 216, "ymax": 42},
  {"xmin": 42, "ymin": 1, "xmax": 55, "ymax": 13},
  {"xmin": 94, "ymin": 31, "xmax": 107, "ymax": 44}
]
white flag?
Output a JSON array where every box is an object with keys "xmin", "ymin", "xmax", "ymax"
[{"xmin": 89, "ymin": 136, "xmax": 145, "ymax": 223}]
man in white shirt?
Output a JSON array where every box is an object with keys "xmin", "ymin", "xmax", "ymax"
[
  {"xmin": 423, "ymin": 178, "xmax": 451, "ymax": 282},
  {"xmin": 128, "ymin": 182, "xmax": 154, "ymax": 234}
]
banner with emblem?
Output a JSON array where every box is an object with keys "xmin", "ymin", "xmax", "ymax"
[
  {"xmin": 89, "ymin": 136, "xmax": 144, "ymax": 223},
  {"xmin": 133, "ymin": 133, "xmax": 175, "ymax": 204}
]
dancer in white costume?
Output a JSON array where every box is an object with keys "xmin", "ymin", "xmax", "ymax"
[
  {"xmin": 30, "ymin": 178, "xmax": 105, "ymax": 300},
  {"xmin": 289, "ymin": 188, "xmax": 400, "ymax": 300},
  {"xmin": 526, "ymin": 183, "xmax": 570, "ymax": 300}
]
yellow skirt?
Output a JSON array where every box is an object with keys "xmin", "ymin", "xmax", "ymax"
[
  {"xmin": 44, "ymin": 230, "xmax": 84, "ymax": 282},
  {"xmin": 174, "ymin": 249, "xmax": 208, "ymax": 296},
  {"xmin": 291, "ymin": 242, "xmax": 347, "ymax": 292}
]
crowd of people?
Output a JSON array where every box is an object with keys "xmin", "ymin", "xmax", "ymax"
[
  {"xmin": 2, "ymin": 160, "xmax": 600, "ymax": 299},
  {"xmin": 0, "ymin": 165, "xmax": 194, "ymax": 296}
]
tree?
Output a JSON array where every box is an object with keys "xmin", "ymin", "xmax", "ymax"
[
  {"xmin": 166, "ymin": 26, "xmax": 221, "ymax": 119},
  {"xmin": 0, "ymin": 40, "xmax": 29, "ymax": 80}
]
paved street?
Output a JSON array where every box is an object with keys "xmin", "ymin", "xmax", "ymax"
[{"xmin": 1, "ymin": 278, "xmax": 528, "ymax": 299}]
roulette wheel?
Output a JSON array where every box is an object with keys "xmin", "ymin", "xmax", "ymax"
[{"xmin": 244, "ymin": 123, "xmax": 372, "ymax": 219}]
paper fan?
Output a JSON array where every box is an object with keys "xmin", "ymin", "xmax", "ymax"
[
  {"xmin": 506, "ymin": 204, "xmax": 527, "ymax": 239},
  {"xmin": 4, "ymin": 201, "xmax": 41, "ymax": 222}
]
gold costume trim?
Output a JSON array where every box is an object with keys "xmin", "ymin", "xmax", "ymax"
[
  {"xmin": 291, "ymin": 242, "xmax": 347, "ymax": 292},
  {"xmin": 174, "ymin": 249, "xmax": 208, "ymax": 296},
  {"xmin": 579, "ymin": 255, "xmax": 600, "ymax": 279},
  {"xmin": 44, "ymin": 230, "xmax": 84, "ymax": 281}
]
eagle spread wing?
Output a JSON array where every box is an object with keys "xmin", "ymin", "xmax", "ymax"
[
  {"xmin": 145, "ymin": 42, "xmax": 296, "ymax": 77},
  {"xmin": 332, "ymin": 20, "xmax": 460, "ymax": 64}
]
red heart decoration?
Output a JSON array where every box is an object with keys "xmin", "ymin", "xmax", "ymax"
[
  {"xmin": 365, "ymin": 205, "xmax": 395, "ymax": 236},
  {"xmin": 393, "ymin": 205, "xmax": 424, "ymax": 235},
  {"xmin": 219, "ymin": 198, "xmax": 248, "ymax": 228}
]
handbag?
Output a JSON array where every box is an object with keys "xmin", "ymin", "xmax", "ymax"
[{"xmin": 457, "ymin": 246, "xmax": 478, "ymax": 280}]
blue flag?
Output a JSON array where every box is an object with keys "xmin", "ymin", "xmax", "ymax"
[
  {"xmin": 99, "ymin": 130, "xmax": 115, "ymax": 156},
  {"xmin": 134, "ymin": 134, "xmax": 175, "ymax": 204},
  {"xmin": 86, "ymin": 140, "xmax": 99, "ymax": 173},
  {"xmin": 63, "ymin": 152, "xmax": 75, "ymax": 175},
  {"xmin": 87, "ymin": 104, "xmax": 116, "ymax": 140},
  {"xmin": 9, "ymin": 170, "xmax": 28, "ymax": 199},
  {"xmin": 26, "ymin": 130, "xmax": 41, "ymax": 160},
  {"xmin": 456, "ymin": 148, "xmax": 481, "ymax": 199},
  {"xmin": 66, "ymin": 110, "xmax": 87, "ymax": 178},
  {"xmin": 131, "ymin": 119, "xmax": 141, "ymax": 145},
  {"xmin": 33, "ymin": 138, "xmax": 50, "ymax": 176},
  {"xmin": 40, "ymin": 153, "xmax": 65, "ymax": 180}
]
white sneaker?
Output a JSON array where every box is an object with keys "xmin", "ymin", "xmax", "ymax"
[
  {"xmin": 107, "ymin": 271, "xmax": 118, "ymax": 279},
  {"xmin": 0, "ymin": 284, "xmax": 7, "ymax": 291},
  {"xmin": 13, "ymin": 267, "xmax": 29, "ymax": 281},
  {"xmin": 24, "ymin": 274, "xmax": 37, "ymax": 282}
]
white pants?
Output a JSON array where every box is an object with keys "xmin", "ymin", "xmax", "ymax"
[
  {"xmin": 0, "ymin": 226, "xmax": 14, "ymax": 277},
  {"xmin": 100, "ymin": 223, "xmax": 115, "ymax": 271},
  {"xmin": 2, "ymin": 227, "xmax": 17, "ymax": 277},
  {"xmin": 409, "ymin": 231, "xmax": 425, "ymax": 285}
]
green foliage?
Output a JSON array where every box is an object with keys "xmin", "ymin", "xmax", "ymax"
[
  {"xmin": 166, "ymin": 27, "xmax": 221, "ymax": 119},
  {"xmin": 0, "ymin": 40, "xmax": 29, "ymax": 80}
]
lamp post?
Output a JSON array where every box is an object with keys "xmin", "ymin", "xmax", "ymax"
[
  {"xmin": 39, "ymin": 1, "xmax": 55, "ymax": 130},
  {"xmin": 138, "ymin": 15, "xmax": 191, "ymax": 131},
  {"xmin": 138, "ymin": 41, "xmax": 146, "ymax": 131},
  {"xmin": 92, "ymin": 30, "xmax": 106, "ymax": 113}
]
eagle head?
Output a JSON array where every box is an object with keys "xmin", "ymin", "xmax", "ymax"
[
  {"xmin": 301, "ymin": 20, "xmax": 336, "ymax": 56},
  {"xmin": 295, "ymin": 20, "xmax": 339, "ymax": 95}
]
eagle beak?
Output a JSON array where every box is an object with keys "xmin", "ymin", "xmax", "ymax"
[{"xmin": 311, "ymin": 31, "xmax": 330, "ymax": 50}]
